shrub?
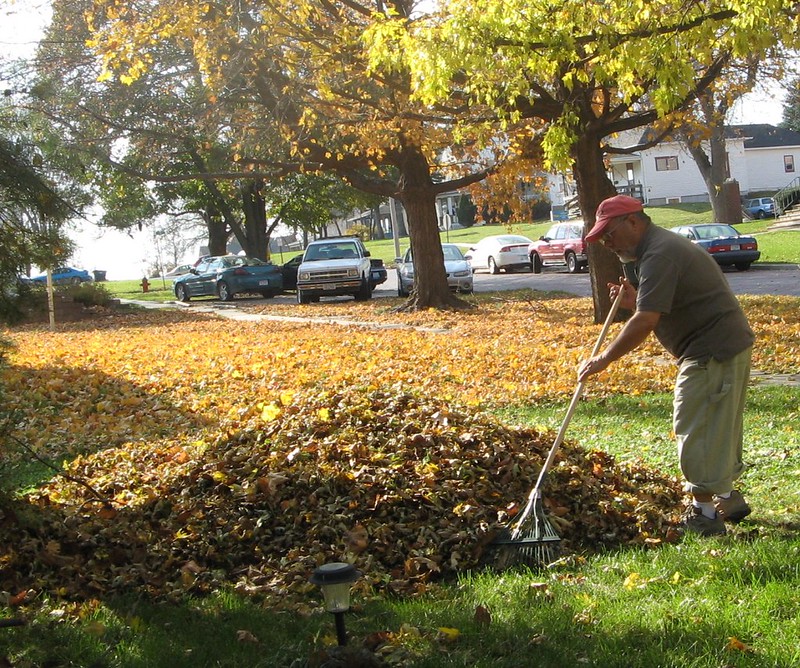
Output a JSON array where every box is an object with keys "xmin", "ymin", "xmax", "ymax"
[
  {"xmin": 66, "ymin": 282, "xmax": 113, "ymax": 307},
  {"xmin": 346, "ymin": 223, "xmax": 371, "ymax": 241}
]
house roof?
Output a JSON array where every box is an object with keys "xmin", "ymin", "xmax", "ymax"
[
  {"xmin": 631, "ymin": 123, "xmax": 800, "ymax": 150},
  {"xmin": 725, "ymin": 124, "xmax": 800, "ymax": 148}
]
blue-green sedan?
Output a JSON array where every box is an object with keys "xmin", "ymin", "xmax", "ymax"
[{"xmin": 173, "ymin": 255, "xmax": 283, "ymax": 302}]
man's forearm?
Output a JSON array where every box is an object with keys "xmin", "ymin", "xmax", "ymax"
[{"xmin": 600, "ymin": 310, "xmax": 660, "ymax": 364}]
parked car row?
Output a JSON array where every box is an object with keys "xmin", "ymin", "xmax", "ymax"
[{"xmin": 158, "ymin": 215, "xmax": 764, "ymax": 304}]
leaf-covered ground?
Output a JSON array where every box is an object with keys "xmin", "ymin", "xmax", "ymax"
[{"xmin": 0, "ymin": 294, "xmax": 797, "ymax": 606}]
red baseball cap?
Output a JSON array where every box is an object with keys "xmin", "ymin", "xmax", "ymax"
[{"xmin": 585, "ymin": 195, "xmax": 643, "ymax": 242}]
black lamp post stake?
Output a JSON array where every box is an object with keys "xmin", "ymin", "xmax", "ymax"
[
  {"xmin": 333, "ymin": 610, "xmax": 347, "ymax": 646},
  {"xmin": 310, "ymin": 562, "xmax": 362, "ymax": 647}
]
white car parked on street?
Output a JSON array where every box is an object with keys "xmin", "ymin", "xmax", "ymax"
[{"xmin": 465, "ymin": 234, "xmax": 534, "ymax": 274}]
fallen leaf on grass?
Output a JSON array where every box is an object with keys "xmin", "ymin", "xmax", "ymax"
[
  {"xmin": 437, "ymin": 627, "xmax": 461, "ymax": 643},
  {"xmin": 236, "ymin": 629, "xmax": 259, "ymax": 644},
  {"xmin": 473, "ymin": 604, "xmax": 491, "ymax": 627},
  {"xmin": 726, "ymin": 636, "xmax": 755, "ymax": 653}
]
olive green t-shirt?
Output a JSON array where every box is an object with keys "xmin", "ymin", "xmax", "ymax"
[{"xmin": 625, "ymin": 224, "xmax": 754, "ymax": 362}]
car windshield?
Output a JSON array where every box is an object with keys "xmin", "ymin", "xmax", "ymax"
[
  {"xmin": 442, "ymin": 245, "xmax": 465, "ymax": 261},
  {"xmin": 305, "ymin": 242, "xmax": 359, "ymax": 260},
  {"xmin": 695, "ymin": 225, "xmax": 739, "ymax": 240},
  {"xmin": 495, "ymin": 235, "xmax": 530, "ymax": 244}
]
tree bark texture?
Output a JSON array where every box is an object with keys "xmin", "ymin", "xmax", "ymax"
[
  {"xmin": 239, "ymin": 179, "xmax": 269, "ymax": 259},
  {"xmin": 397, "ymin": 147, "xmax": 467, "ymax": 310},
  {"xmin": 572, "ymin": 133, "xmax": 624, "ymax": 324}
]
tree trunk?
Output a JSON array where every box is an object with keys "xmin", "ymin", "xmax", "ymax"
[
  {"xmin": 397, "ymin": 147, "xmax": 468, "ymax": 310},
  {"xmin": 686, "ymin": 134, "xmax": 728, "ymax": 223},
  {"xmin": 203, "ymin": 207, "xmax": 229, "ymax": 256},
  {"xmin": 392, "ymin": 198, "xmax": 409, "ymax": 238},
  {"xmin": 572, "ymin": 133, "xmax": 624, "ymax": 324},
  {"xmin": 371, "ymin": 204, "xmax": 385, "ymax": 240},
  {"xmin": 239, "ymin": 179, "xmax": 269, "ymax": 259}
]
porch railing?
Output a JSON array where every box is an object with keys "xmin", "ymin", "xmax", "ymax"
[
  {"xmin": 772, "ymin": 177, "xmax": 800, "ymax": 216},
  {"xmin": 615, "ymin": 184, "xmax": 644, "ymax": 200}
]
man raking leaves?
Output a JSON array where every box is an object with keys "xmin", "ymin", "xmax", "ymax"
[{"xmin": 578, "ymin": 195, "xmax": 754, "ymax": 536}]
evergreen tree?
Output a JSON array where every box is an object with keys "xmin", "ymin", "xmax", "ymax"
[{"xmin": 781, "ymin": 76, "xmax": 800, "ymax": 132}]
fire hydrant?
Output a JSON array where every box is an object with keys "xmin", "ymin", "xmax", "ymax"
[{"xmin": 140, "ymin": 277, "xmax": 150, "ymax": 293}]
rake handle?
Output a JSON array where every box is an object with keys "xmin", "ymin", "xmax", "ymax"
[{"xmin": 530, "ymin": 288, "xmax": 625, "ymax": 496}]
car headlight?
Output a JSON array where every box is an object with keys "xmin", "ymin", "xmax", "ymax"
[
  {"xmin": 453, "ymin": 270, "xmax": 470, "ymax": 277},
  {"xmin": 299, "ymin": 272, "xmax": 310, "ymax": 281},
  {"xmin": 347, "ymin": 268, "xmax": 358, "ymax": 277}
]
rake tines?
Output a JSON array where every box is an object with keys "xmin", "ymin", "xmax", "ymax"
[{"xmin": 489, "ymin": 495, "xmax": 562, "ymax": 570}]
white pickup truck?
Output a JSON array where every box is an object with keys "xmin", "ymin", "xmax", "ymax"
[{"xmin": 296, "ymin": 236, "xmax": 379, "ymax": 304}]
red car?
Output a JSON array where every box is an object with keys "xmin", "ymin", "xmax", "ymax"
[{"xmin": 529, "ymin": 222, "xmax": 588, "ymax": 274}]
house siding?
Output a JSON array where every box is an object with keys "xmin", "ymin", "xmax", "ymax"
[
  {"xmin": 636, "ymin": 140, "xmax": 750, "ymax": 205},
  {"xmin": 599, "ymin": 124, "xmax": 800, "ymax": 206},
  {"xmin": 744, "ymin": 147, "xmax": 800, "ymax": 193}
]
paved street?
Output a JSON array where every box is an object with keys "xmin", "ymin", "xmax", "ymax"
[{"xmin": 374, "ymin": 262, "xmax": 800, "ymax": 299}]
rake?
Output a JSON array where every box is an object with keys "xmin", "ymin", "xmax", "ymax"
[{"xmin": 490, "ymin": 289, "xmax": 624, "ymax": 569}]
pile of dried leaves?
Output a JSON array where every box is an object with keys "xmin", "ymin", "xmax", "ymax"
[{"xmin": 0, "ymin": 387, "xmax": 683, "ymax": 607}]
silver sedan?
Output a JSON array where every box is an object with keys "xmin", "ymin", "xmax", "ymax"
[{"xmin": 396, "ymin": 243, "xmax": 474, "ymax": 296}]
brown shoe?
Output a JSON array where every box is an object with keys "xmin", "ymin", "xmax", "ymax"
[
  {"xmin": 682, "ymin": 506, "xmax": 727, "ymax": 536},
  {"xmin": 715, "ymin": 490, "xmax": 751, "ymax": 523}
]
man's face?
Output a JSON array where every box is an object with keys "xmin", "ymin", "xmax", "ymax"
[{"xmin": 599, "ymin": 214, "xmax": 639, "ymax": 263}]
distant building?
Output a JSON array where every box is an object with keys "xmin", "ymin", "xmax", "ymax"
[{"xmin": 601, "ymin": 124, "xmax": 800, "ymax": 205}]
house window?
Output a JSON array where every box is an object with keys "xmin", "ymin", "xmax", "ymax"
[
  {"xmin": 785, "ymin": 155, "xmax": 795, "ymax": 173},
  {"xmin": 655, "ymin": 156, "xmax": 679, "ymax": 171}
]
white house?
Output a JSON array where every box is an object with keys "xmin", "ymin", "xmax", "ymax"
[{"xmin": 603, "ymin": 124, "xmax": 800, "ymax": 205}]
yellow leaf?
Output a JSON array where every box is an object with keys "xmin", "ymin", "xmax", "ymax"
[
  {"xmin": 437, "ymin": 627, "xmax": 460, "ymax": 642},
  {"xmin": 623, "ymin": 572, "xmax": 643, "ymax": 590},
  {"xmin": 318, "ymin": 407, "xmax": 330, "ymax": 421},
  {"xmin": 261, "ymin": 404, "xmax": 282, "ymax": 422},
  {"xmin": 128, "ymin": 616, "xmax": 145, "ymax": 632}
]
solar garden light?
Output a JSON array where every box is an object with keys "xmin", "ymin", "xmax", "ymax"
[{"xmin": 310, "ymin": 562, "xmax": 361, "ymax": 646}]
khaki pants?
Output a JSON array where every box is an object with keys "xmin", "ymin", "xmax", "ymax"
[{"xmin": 673, "ymin": 347, "xmax": 752, "ymax": 496}]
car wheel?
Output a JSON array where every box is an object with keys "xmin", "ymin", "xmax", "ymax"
[
  {"xmin": 488, "ymin": 256, "xmax": 499, "ymax": 274},
  {"xmin": 354, "ymin": 278, "xmax": 372, "ymax": 301},
  {"xmin": 735, "ymin": 262, "xmax": 752, "ymax": 271},
  {"xmin": 397, "ymin": 273, "xmax": 409, "ymax": 297},
  {"xmin": 566, "ymin": 251, "xmax": 579, "ymax": 274},
  {"xmin": 218, "ymin": 281, "xmax": 234, "ymax": 301},
  {"xmin": 757, "ymin": 210, "xmax": 766, "ymax": 219},
  {"xmin": 297, "ymin": 289, "xmax": 311, "ymax": 304},
  {"xmin": 175, "ymin": 284, "xmax": 190, "ymax": 302},
  {"xmin": 531, "ymin": 253, "xmax": 543, "ymax": 274},
  {"xmin": 71, "ymin": 277, "xmax": 81, "ymax": 285},
  {"xmin": 260, "ymin": 291, "xmax": 276, "ymax": 299}
]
